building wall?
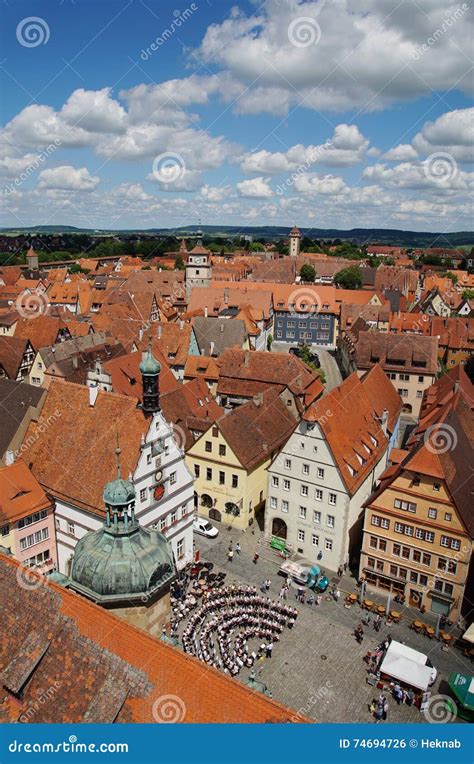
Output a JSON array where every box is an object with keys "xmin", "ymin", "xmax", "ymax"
[
  {"xmin": 186, "ymin": 426, "xmax": 269, "ymax": 530},
  {"xmin": 28, "ymin": 351, "xmax": 47, "ymax": 386},
  {"xmin": 360, "ymin": 470, "xmax": 472, "ymax": 620},
  {"xmin": 358, "ymin": 370, "xmax": 436, "ymax": 419},
  {"xmin": 273, "ymin": 310, "xmax": 336, "ymax": 346},
  {"xmin": 54, "ymin": 412, "xmax": 195, "ymax": 574},
  {"xmin": 1, "ymin": 506, "xmax": 58, "ymax": 572},
  {"xmin": 265, "ymin": 420, "xmax": 391, "ymax": 573},
  {"xmin": 110, "ymin": 590, "xmax": 172, "ymax": 638}
]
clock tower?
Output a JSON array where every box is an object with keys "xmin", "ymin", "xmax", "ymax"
[{"xmin": 185, "ymin": 223, "xmax": 212, "ymax": 295}]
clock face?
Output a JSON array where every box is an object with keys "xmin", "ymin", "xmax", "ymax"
[{"xmin": 195, "ymin": 257, "xmax": 203, "ymax": 264}]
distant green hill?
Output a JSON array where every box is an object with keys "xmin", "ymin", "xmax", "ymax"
[{"xmin": 0, "ymin": 224, "xmax": 472, "ymax": 248}]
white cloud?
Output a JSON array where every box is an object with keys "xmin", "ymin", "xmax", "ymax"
[
  {"xmin": 237, "ymin": 177, "xmax": 273, "ymax": 198},
  {"xmin": 195, "ymin": 0, "xmax": 474, "ymax": 115},
  {"xmin": 293, "ymin": 173, "xmax": 348, "ymax": 196},
  {"xmin": 412, "ymin": 108, "xmax": 474, "ymax": 162},
  {"xmin": 382, "ymin": 144, "xmax": 418, "ymax": 161},
  {"xmin": 240, "ymin": 123, "xmax": 370, "ymax": 174},
  {"xmin": 200, "ymin": 185, "xmax": 231, "ymax": 202},
  {"xmin": 60, "ymin": 88, "xmax": 127, "ymax": 134},
  {"xmin": 38, "ymin": 165, "xmax": 100, "ymax": 191},
  {"xmin": 363, "ymin": 161, "xmax": 473, "ymax": 191}
]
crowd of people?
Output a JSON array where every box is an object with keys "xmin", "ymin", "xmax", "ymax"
[{"xmin": 180, "ymin": 585, "xmax": 298, "ymax": 676}]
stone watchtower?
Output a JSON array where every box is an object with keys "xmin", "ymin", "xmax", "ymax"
[
  {"xmin": 68, "ymin": 444, "xmax": 176, "ymax": 636},
  {"xmin": 289, "ymin": 226, "xmax": 301, "ymax": 258},
  {"xmin": 185, "ymin": 224, "xmax": 212, "ymax": 296}
]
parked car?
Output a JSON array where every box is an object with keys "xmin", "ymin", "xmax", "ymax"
[
  {"xmin": 193, "ymin": 517, "xmax": 219, "ymax": 538},
  {"xmin": 278, "ymin": 560, "xmax": 329, "ymax": 592}
]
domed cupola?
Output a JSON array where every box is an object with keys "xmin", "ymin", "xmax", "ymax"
[{"xmin": 69, "ymin": 443, "xmax": 176, "ymax": 606}]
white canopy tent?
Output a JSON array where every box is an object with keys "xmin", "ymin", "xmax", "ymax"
[
  {"xmin": 379, "ymin": 641, "xmax": 434, "ymax": 691},
  {"xmin": 462, "ymin": 623, "xmax": 474, "ymax": 644}
]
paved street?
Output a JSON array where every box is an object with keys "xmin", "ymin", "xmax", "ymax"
[
  {"xmin": 271, "ymin": 342, "xmax": 343, "ymax": 392},
  {"xmin": 193, "ymin": 523, "xmax": 470, "ymax": 723}
]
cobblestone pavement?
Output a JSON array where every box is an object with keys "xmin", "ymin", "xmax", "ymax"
[{"xmin": 193, "ymin": 524, "xmax": 470, "ymax": 723}]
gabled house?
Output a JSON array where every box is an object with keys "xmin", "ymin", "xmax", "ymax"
[
  {"xmin": 187, "ymin": 387, "xmax": 300, "ymax": 530},
  {"xmin": 265, "ymin": 365, "xmax": 403, "ymax": 573},
  {"xmin": 0, "ymin": 336, "xmax": 35, "ymax": 381}
]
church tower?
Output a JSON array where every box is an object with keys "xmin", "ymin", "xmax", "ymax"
[
  {"xmin": 185, "ymin": 221, "xmax": 212, "ymax": 296},
  {"xmin": 289, "ymin": 226, "xmax": 301, "ymax": 258},
  {"xmin": 140, "ymin": 339, "xmax": 161, "ymax": 414},
  {"xmin": 68, "ymin": 443, "xmax": 177, "ymax": 636}
]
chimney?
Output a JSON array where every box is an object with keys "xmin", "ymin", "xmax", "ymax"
[
  {"xmin": 72, "ymin": 356, "xmax": 79, "ymax": 369},
  {"xmin": 220, "ymin": 322, "xmax": 224, "ymax": 333},
  {"xmin": 139, "ymin": 326, "xmax": 144, "ymax": 341},
  {"xmin": 204, "ymin": 306, "xmax": 208, "ymax": 318},
  {"xmin": 209, "ymin": 341, "xmax": 215, "ymax": 356},
  {"xmin": 179, "ymin": 319, "xmax": 184, "ymax": 330},
  {"xmin": 89, "ymin": 385, "xmax": 99, "ymax": 407},
  {"xmin": 224, "ymin": 287, "xmax": 229, "ymax": 305},
  {"xmin": 157, "ymin": 325, "xmax": 162, "ymax": 340},
  {"xmin": 5, "ymin": 450, "xmax": 15, "ymax": 466},
  {"xmin": 381, "ymin": 408, "xmax": 388, "ymax": 435},
  {"xmin": 253, "ymin": 392, "xmax": 263, "ymax": 407}
]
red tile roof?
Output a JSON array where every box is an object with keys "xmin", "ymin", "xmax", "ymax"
[
  {"xmin": 0, "ymin": 553, "xmax": 305, "ymax": 723},
  {"xmin": 0, "ymin": 460, "xmax": 52, "ymax": 526}
]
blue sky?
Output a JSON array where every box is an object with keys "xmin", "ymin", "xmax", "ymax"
[{"xmin": 1, "ymin": 0, "xmax": 473, "ymax": 231}]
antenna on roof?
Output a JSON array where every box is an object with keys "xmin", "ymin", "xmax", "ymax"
[{"xmin": 115, "ymin": 429, "xmax": 122, "ymax": 480}]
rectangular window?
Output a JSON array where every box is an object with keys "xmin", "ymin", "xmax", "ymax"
[
  {"xmin": 325, "ymin": 538, "xmax": 333, "ymax": 551},
  {"xmin": 283, "ymin": 479, "xmax": 290, "ymax": 491},
  {"xmin": 312, "ymin": 534, "xmax": 319, "ymax": 547},
  {"xmin": 171, "ymin": 510, "xmax": 177, "ymax": 524},
  {"xmin": 328, "ymin": 492, "xmax": 337, "ymax": 505},
  {"xmin": 370, "ymin": 536, "xmax": 377, "ymax": 548},
  {"xmin": 299, "ymin": 506, "xmax": 307, "ymax": 519},
  {"xmin": 425, "ymin": 531, "xmax": 435, "ymax": 543},
  {"xmin": 302, "ymin": 463, "xmax": 309, "ymax": 475},
  {"xmin": 315, "ymin": 489, "xmax": 322, "ymax": 501},
  {"xmin": 390, "ymin": 565, "xmax": 398, "ymax": 576},
  {"xmin": 327, "ymin": 515, "xmax": 335, "ymax": 529},
  {"xmin": 444, "ymin": 513, "xmax": 452, "ymax": 522},
  {"xmin": 282, "ymin": 500, "xmax": 289, "ymax": 513},
  {"xmin": 393, "ymin": 543, "xmax": 401, "ymax": 556},
  {"xmin": 177, "ymin": 539, "xmax": 184, "ymax": 559},
  {"xmin": 376, "ymin": 560, "xmax": 383, "ymax": 572},
  {"xmin": 194, "ymin": 464, "xmax": 200, "ymax": 478},
  {"xmin": 300, "ymin": 484, "xmax": 308, "ymax": 497},
  {"xmin": 298, "ymin": 529, "xmax": 305, "ymax": 542},
  {"xmin": 160, "ymin": 518, "xmax": 166, "ymax": 532},
  {"xmin": 232, "ymin": 474, "xmax": 238, "ymax": 488},
  {"xmin": 379, "ymin": 539, "xmax": 387, "ymax": 552},
  {"xmin": 419, "ymin": 575, "xmax": 428, "ymax": 586},
  {"xmin": 284, "ymin": 458, "xmax": 292, "ymax": 469},
  {"xmin": 313, "ymin": 510, "xmax": 321, "ymax": 524},
  {"xmin": 270, "ymin": 497, "xmax": 277, "ymax": 510},
  {"xmin": 380, "ymin": 518, "xmax": 390, "ymax": 530},
  {"xmin": 140, "ymin": 488, "xmax": 147, "ymax": 502},
  {"xmin": 219, "ymin": 444, "xmax": 226, "ymax": 457},
  {"xmin": 206, "ymin": 468, "xmax": 212, "ymax": 481},
  {"xmin": 317, "ymin": 468, "xmax": 325, "ymax": 479},
  {"xmin": 1, "ymin": 524, "xmax": 10, "ymax": 536},
  {"xmin": 440, "ymin": 535, "xmax": 449, "ymax": 548},
  {"xmin": 413, "ymin": 550, "xmax": 421, "ymax": 563},
  {"xmin": 169, "ymin": 471, "xmax": 177, "ymax": 486},
  {"xmin": 146, "ymin": 453, "xmax": 152, "ymax": 465},
  {"xmin": 422, "ymin": 553, "xmax": 431, "ymax": 566},
  {"xmin": 272, "ymin": 476, "xmax": 279, "ymax": 487},
  {"xmin": 428, "ymin": 508, "xmax": 437, "ymax": 519},
  {"xmin": 399, "ymin": 567, "xmax": 407, "ymax": 579},
  {"xmin": 205, "ymin": 441, "xmax": 212, "ymax": 452},
  {"xmin": 401, "ymin": 546, "xmax": 410, "ymax": 559},
  {"xmin": 68, "ymin": 522, "xmax": 75, "ymax": 536},
  {"xmin": 219, "ymin": 471, "xmax": 225, "ymax": 485}
]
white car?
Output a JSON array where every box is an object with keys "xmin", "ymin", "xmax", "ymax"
[{"xmin": 193, "ymin": 517, "xmax": 219, "ymax": 538}]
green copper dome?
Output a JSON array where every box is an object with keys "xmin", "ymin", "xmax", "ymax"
[
  {"xmin": 103, "ymin": 475, "xmax": 135, "ymax": 507},
  {"xmin": 139, "ymin": 347, "xmax": 161, "ymax": 375},
  {"xmin": 69, "ymin": 523, "xmax": 176, "ymax": 603}
]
